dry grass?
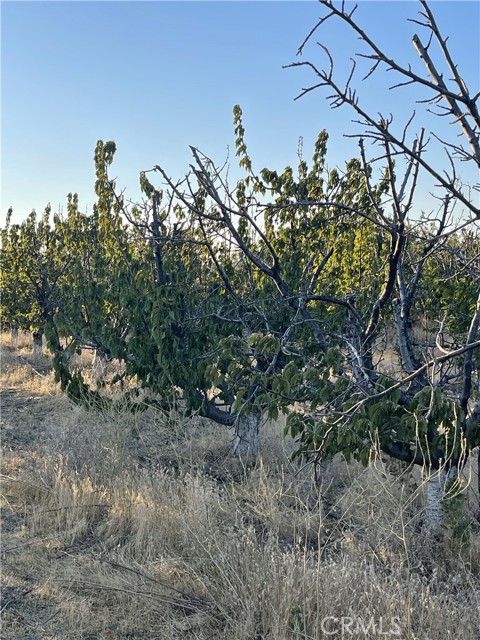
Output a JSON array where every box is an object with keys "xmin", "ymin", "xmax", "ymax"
[{"xmin": 1, "ymin": 334, "xmax": 480, "ymax": 639}]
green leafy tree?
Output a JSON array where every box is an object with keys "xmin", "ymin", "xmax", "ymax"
[
  {"xmin": 46, "ymin": 142, "xmax": 270, "ymax": 454},
  {"xmin": 1, "ymin": 208, "xmax": 29, "ymax": 340},
  {"xmin": 154, "ymin": 0, "xmax": 479, "ymax": 526},
  {"xmin": 0, "ymin": 205, "xmax": 66, "ymax": 355},
  {"xmin": 46, "ymin": 125, "xmax": 394, "ymax": 457},
  {"xmin": 162, "ymin": 103, "xmax": 477, "ymax": 525}
]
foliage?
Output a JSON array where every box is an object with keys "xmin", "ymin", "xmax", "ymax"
[
  {"xmin": 0, "ymin": 205, "xmax": 65, "ymax": 344},
  {"xmin": 1, "ymin": 1, "xmax": 478, "ymax": 469}
]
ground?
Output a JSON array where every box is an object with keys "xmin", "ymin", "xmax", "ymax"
[{"xmin": 1, "ymin": 333, "xmax": 480, "ymax": 639}]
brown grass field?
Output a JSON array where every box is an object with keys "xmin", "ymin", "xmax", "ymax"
[{"xmin": 1, "ymin": 332, "xmax": 480, "ymax": 639}]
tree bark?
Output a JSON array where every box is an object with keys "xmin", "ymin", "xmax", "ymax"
[
  {"xmin": 232, "ymin": 413, "xmax": 261, "ymax": 458},
  {"xmin": 392, "ymin": 298, "xmax": 417, "ymax": 374},
  {"xmin": 32, "ymin": 330, "xmax": 43, "ymax": 357},
  {"xmin": 10, "ymin": 325, "xmax": 18, "ymax": 346},
  {"xmin": 92, "ymin": 350, "xmax": 110, "ymax": 383},
  {"xmin": 424, "ymin": 465, "xmax": 459, "ymax": 529}
]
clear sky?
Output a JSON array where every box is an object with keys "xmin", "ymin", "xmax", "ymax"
[{"xmin": 2, "ymin": 1, "xmax": 479, "ymax": 225}]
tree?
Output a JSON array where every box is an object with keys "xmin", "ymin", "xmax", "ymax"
[
  {"xmin": 1, "ymin": 208, "xmax": 29, "ymax": 342},
  {"xmin": 47, "ymin": 132, "xmax": 394, "ymax": 457},
  {"xmin": 46, "ymin": 141, "xmax": 268, "ymax": 454},
  {"xmin": 285, "ymin": 0, "xmax": 480, "ymax": 519},
  {"xmin": 0, "ymin": 205, "xmax": 67, "ymax": 356},
  {"xmin": 151, "ymin": 0, "xmax": 479, "ymax": 522}
]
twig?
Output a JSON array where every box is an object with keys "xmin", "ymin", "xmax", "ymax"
[{"xmin": 16, "ymin": 354, "xmax": 49, "ymax": 378}]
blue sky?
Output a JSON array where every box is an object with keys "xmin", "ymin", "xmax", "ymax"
[{"xmin": 2, "ymin": 1, "xmax": 479, "ymax": 224}]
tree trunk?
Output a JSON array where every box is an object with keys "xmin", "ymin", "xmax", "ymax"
[
  {"xmin": 478, "ymin": 449, "xmax": 480, "ymax": 513},
  {"xmin": 32, "ymin": 330, "xmax": 43, "ymax": 357},
  {"xmin": 392, "ymin": 298, "xmax": 417, "ymax": 374},
  {"xmin": 10, "ymin": 325, "xmax": 18, "ymax": 345},
  {"xmin": 424, "ymin": 465, "xmax": 460, "ymax": 529},
  {"xmin": 232, "ymin": 413, "xmax": 261, "ymax": 458},
  {"xmin": 92, "ymin": 350, "xmax": 110, "ymax": 383}
]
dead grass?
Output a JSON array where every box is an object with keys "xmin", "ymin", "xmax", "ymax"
[{"xmin": 1, "ymin": 334, "xmax": 480, "ymax": 639}]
